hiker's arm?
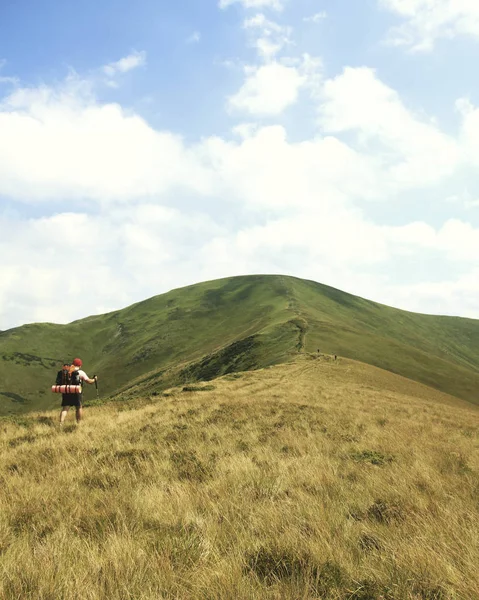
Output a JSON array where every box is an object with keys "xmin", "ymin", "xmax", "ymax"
[{"xmin": 85, "ymin": 376, "xmax": 98, "ymax": 385}]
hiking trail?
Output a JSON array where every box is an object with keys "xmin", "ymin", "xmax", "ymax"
[{"xmin": 279, "ymin": 276, "xmax": 309, "ymax": 353}]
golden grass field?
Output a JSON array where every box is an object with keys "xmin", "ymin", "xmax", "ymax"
[{"xmin": 1, "ymin": 354, "xmax": 478, "ymax": 599}]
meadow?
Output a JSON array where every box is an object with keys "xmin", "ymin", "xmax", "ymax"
[{"xmin": 1, "ymin": 355, "xmax": 478, "ymax": 599}]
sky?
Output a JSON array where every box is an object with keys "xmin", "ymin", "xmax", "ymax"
[{"xmin": 1, "ymin": 0, "xmax": 479, "ymax": 330}]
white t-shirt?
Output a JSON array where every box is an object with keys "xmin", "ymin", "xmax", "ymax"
[{"xmin": 76, "ymin": 368, "xmax": 90, "ymax": 381}]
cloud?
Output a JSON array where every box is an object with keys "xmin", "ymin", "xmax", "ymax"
[
  {"xmin": 465, "ymin": 199, "xmax": 479, "ymax": 208},
  {"xmin": 186, "ymin": 31, "xmax": 201, "ymax": 44},
  {"xmin": 386, "ymin": 219, "xmax": 479, "ymax": 263},
  {"xmin": 456, "ymin": 97, "xmax": 479, "ymax": 168},
  {"xmin": 303, "ymin": 12, "xmax": 327, "ymax": 23},
  {"xmin": 243, "ymin": 14, "xmax": 282, "ymax": 30},
  {"xmin": 0, "ymin": 205, "xmax": 223, "ymax": 328},
  {"xmin": 318, "ymin": 66, "xmax": 460, "ymax": 189},
  {"xmin": 0, "ymin": 75, "xmax": 18, "ymax": 86},
  {"xmin": 0, "ymin": 58, "xmax": 19, "ymax": 86},
  {"xmin": 206, "ymin": 211, "xmax": 389, "ymax": 268},
  {"xmin": 197, "ymin": 212, "xmax": 479, "ymax": 319},
  {"xmin": 0, "ymin": 66, "xmax": 466, "ymax": 209},
  {"xmin": 379, "ymin": 0, "xmax": 479, "ymax": 50},
  {"xmin": 243, "ymin": 13, "xmax": 292, "ymax": 59},
  {"xmin": 231, "ymin": 122, "xmax": 259, "ymax": 138},
  {"xmin": 3, "ymin": 201, "xmax": 478, "ymax": 329},
  {"xmin": 383, "ymin": 271, "xmax": 479, "ymax": 319},
  {"xmin": 103, "ymin": 50, "xmax": 147, "ymax": 77},
  {"xmin": 227, "ymin": 62, "xmax": 306, "ymax": 115},
  {"xmin": 203, "ymin": 125, "xmax": 379, "ymax": 209},
  {"xmin": 444, "ymin": 187, "xmax": 479, "ymax": 209},
  {"xmin": 219, "ymin": 0, "xmax": 285, "ymax": 10},
  {"xmin": 0, "ymin": 75, "xmax": 211, "ymax": 202},
  {"xmin": 1, "ymin": 61, "xmax": 479, "ymax": 328}
]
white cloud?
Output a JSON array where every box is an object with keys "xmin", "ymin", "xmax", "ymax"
[
  {"xmin": 103, "ymin": 50, "xmax": 146, "ymax": 77},
  {"xmin": 318, "ymin": 66, "xmax": 460, "ymax": 189},
  {"xmin": 243, "ymin": 13, "xmax": 292, "ymax": 59},
  {"xmin": 1, "ymin": 63, "xmax": 479, "ymax": 328},
  {"xmin": 0, "ymin": 205, "xmax": 223, "ymax": 328},
  {"xmin": 434, "ymin": 220, "xmax": 479, "ymax": 261},
  {"xmin": 186, "ymin": 31, "xmax": 201, "ymax": 44},
  {"xmin": 379, "ymin": 0, "xmax": 479, "ymax": 50},
  {"xmin": 227, "ymin": 62, "xmax": 305, "ymax": 115},
  {"xmin": 198, "ymin": 212, "xmax": 479, "ymax": 319},
  {"xmin": 304, "ymin": 12, "xmax": 327, "ymax": 23},
  {"xmin": 444, "ymin": 187, "xmax": 479, "ymax": 209},
  {"xmin": 203, "ymin": 125, "xmax": 380, "ymax": 208},
  {"xmin": 231, "ymin": 122, "xmax": 259, "ymax": 138},
  {"xmin": 296, "ymin": 53, "xmax": 323, "ymax": 98},
  {"xmin": 0, "ymin": 76, "xmax": 211, "ymax": 201},
  {"xmin": 465, "ymin": 199, "xmax": 479, "ymax": 208},
  {"xmin": 386, "ymin": 219, "xmax": 479, "ymax": 262},
  {"xmin": 0, "ymin": 66, "xmax": 467, "ymax": 210},
  {"xmin": 254, "ymin": 38, "xmax": 283, "ymax": 59},
  {"xmin": 0, "ymin": 75, "xmax": 18, "ymax": 86},
  {"xmin": 383, "ymin": 271, "xmax": 479, "ymax": 319},
  {"xmin": 219, "ymin": 0, "xmax": 285, "ymax": 10},
  {"xmin": 243, "ymin": 13, "xmax": 280, "ymax": 30},
  {"xmin": 0, "ymin": 58, "xmax": 18, "ymax": 86},
  {"xmin": 217, "ymin": 210, "xmax": 389, "ymax": 267},
  {"xmin": 457, "ymin": 97, "xmax": 479, "ymax": 168},
  {"xmin": 3, "ymin": 200, "xmax": 478, "ymax": 329}
]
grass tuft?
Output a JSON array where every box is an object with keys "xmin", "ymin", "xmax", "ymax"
[
  {"xmin": 169, "ymin": 450, "xmax": 213, "ymax": 482},
  {"xmin": 182, "ymin": 385, "xmax": 216, "ymax": 392},
  {"xmin": 366, "ymin": 500, "xmax": 406, "ymax": 524},
  {"xmin": 350, "ymin": 450, "xmax": 395, "ymax": 466},
  {"xmin": 246, "ymin": 547, "xmax": 348, "ymax": 596},
  {"xmin": 358, "ymin": 532, "xmax": 382, "ymax": 552}
]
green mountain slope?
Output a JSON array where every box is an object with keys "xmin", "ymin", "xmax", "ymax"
[{"xmin": 1, "ymin": 274, "xmax": 478, "ymax": 415}]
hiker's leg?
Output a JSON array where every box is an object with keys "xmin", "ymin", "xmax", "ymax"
[
  {"xmin": 76, "ymin": 406, "xmax": 82, "ymax": 423},
  {"xmin": 60, "ymin": 407, "xmax": 69, "ymax": 424}
]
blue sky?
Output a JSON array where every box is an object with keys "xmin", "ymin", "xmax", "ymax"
[{"xmin": 1, "ymin": 0, "xmax": 479, "ymax": 329}]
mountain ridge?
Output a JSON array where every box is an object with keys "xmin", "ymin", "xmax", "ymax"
[{"xmin": 1, "ymin": 274, "xmax": 478, "ymax": 415}]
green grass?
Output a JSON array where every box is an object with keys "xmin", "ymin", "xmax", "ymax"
[{"xmin": 1, "ymin": 274, "xmax": 479, "ymax": 416}]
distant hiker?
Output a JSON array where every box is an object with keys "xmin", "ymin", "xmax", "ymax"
[
  {"xmin": 59, "ymin": 358, "xmax": 97, "ymax": 425},
  {"xmin": 334, "ymin": 355, "xmax": 337, "ymax": 361}
]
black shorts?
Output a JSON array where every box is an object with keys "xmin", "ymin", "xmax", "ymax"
[{"xmin": 61, "ymin": 393, "xmax": 83, "ymax": 408}]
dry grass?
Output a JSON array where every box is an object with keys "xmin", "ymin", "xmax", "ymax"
[{"xmin": 1, "ymin": 355, "xmax": 478, "ymax": 599}]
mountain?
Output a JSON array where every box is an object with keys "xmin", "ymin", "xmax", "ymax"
[{"xmin": 1, "ymin": 274, "xmax": 479, "ymax": 416}]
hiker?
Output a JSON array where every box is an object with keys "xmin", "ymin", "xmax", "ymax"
[{"xmin": 59, "ymin": 358, "xmax": 97, "ymax": 425}]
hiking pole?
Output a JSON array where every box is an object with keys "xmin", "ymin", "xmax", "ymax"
[{"xmin": 93, "ymin": 375, "xmax": 99, "ymax": 399}]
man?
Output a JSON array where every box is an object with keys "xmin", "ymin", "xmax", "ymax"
[{"xmin": 59, "ymin": 358, "xmax": 97, "ymax": 426}]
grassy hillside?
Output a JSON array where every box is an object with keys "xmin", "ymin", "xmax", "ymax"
[
  {"xmin": 286, "ymin": 277, "xmax": 479, "ymax": 404},
  {"xmin": 1, "ymin": 356, "xmax": 478, "ymax": 599},
  {"xmin": 1, "ymin": 274, "xmax": 479, "ymax": 416},
  {"xmin": 0, "ymin": 276, "xmax": 295, "ymax": 415}
]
